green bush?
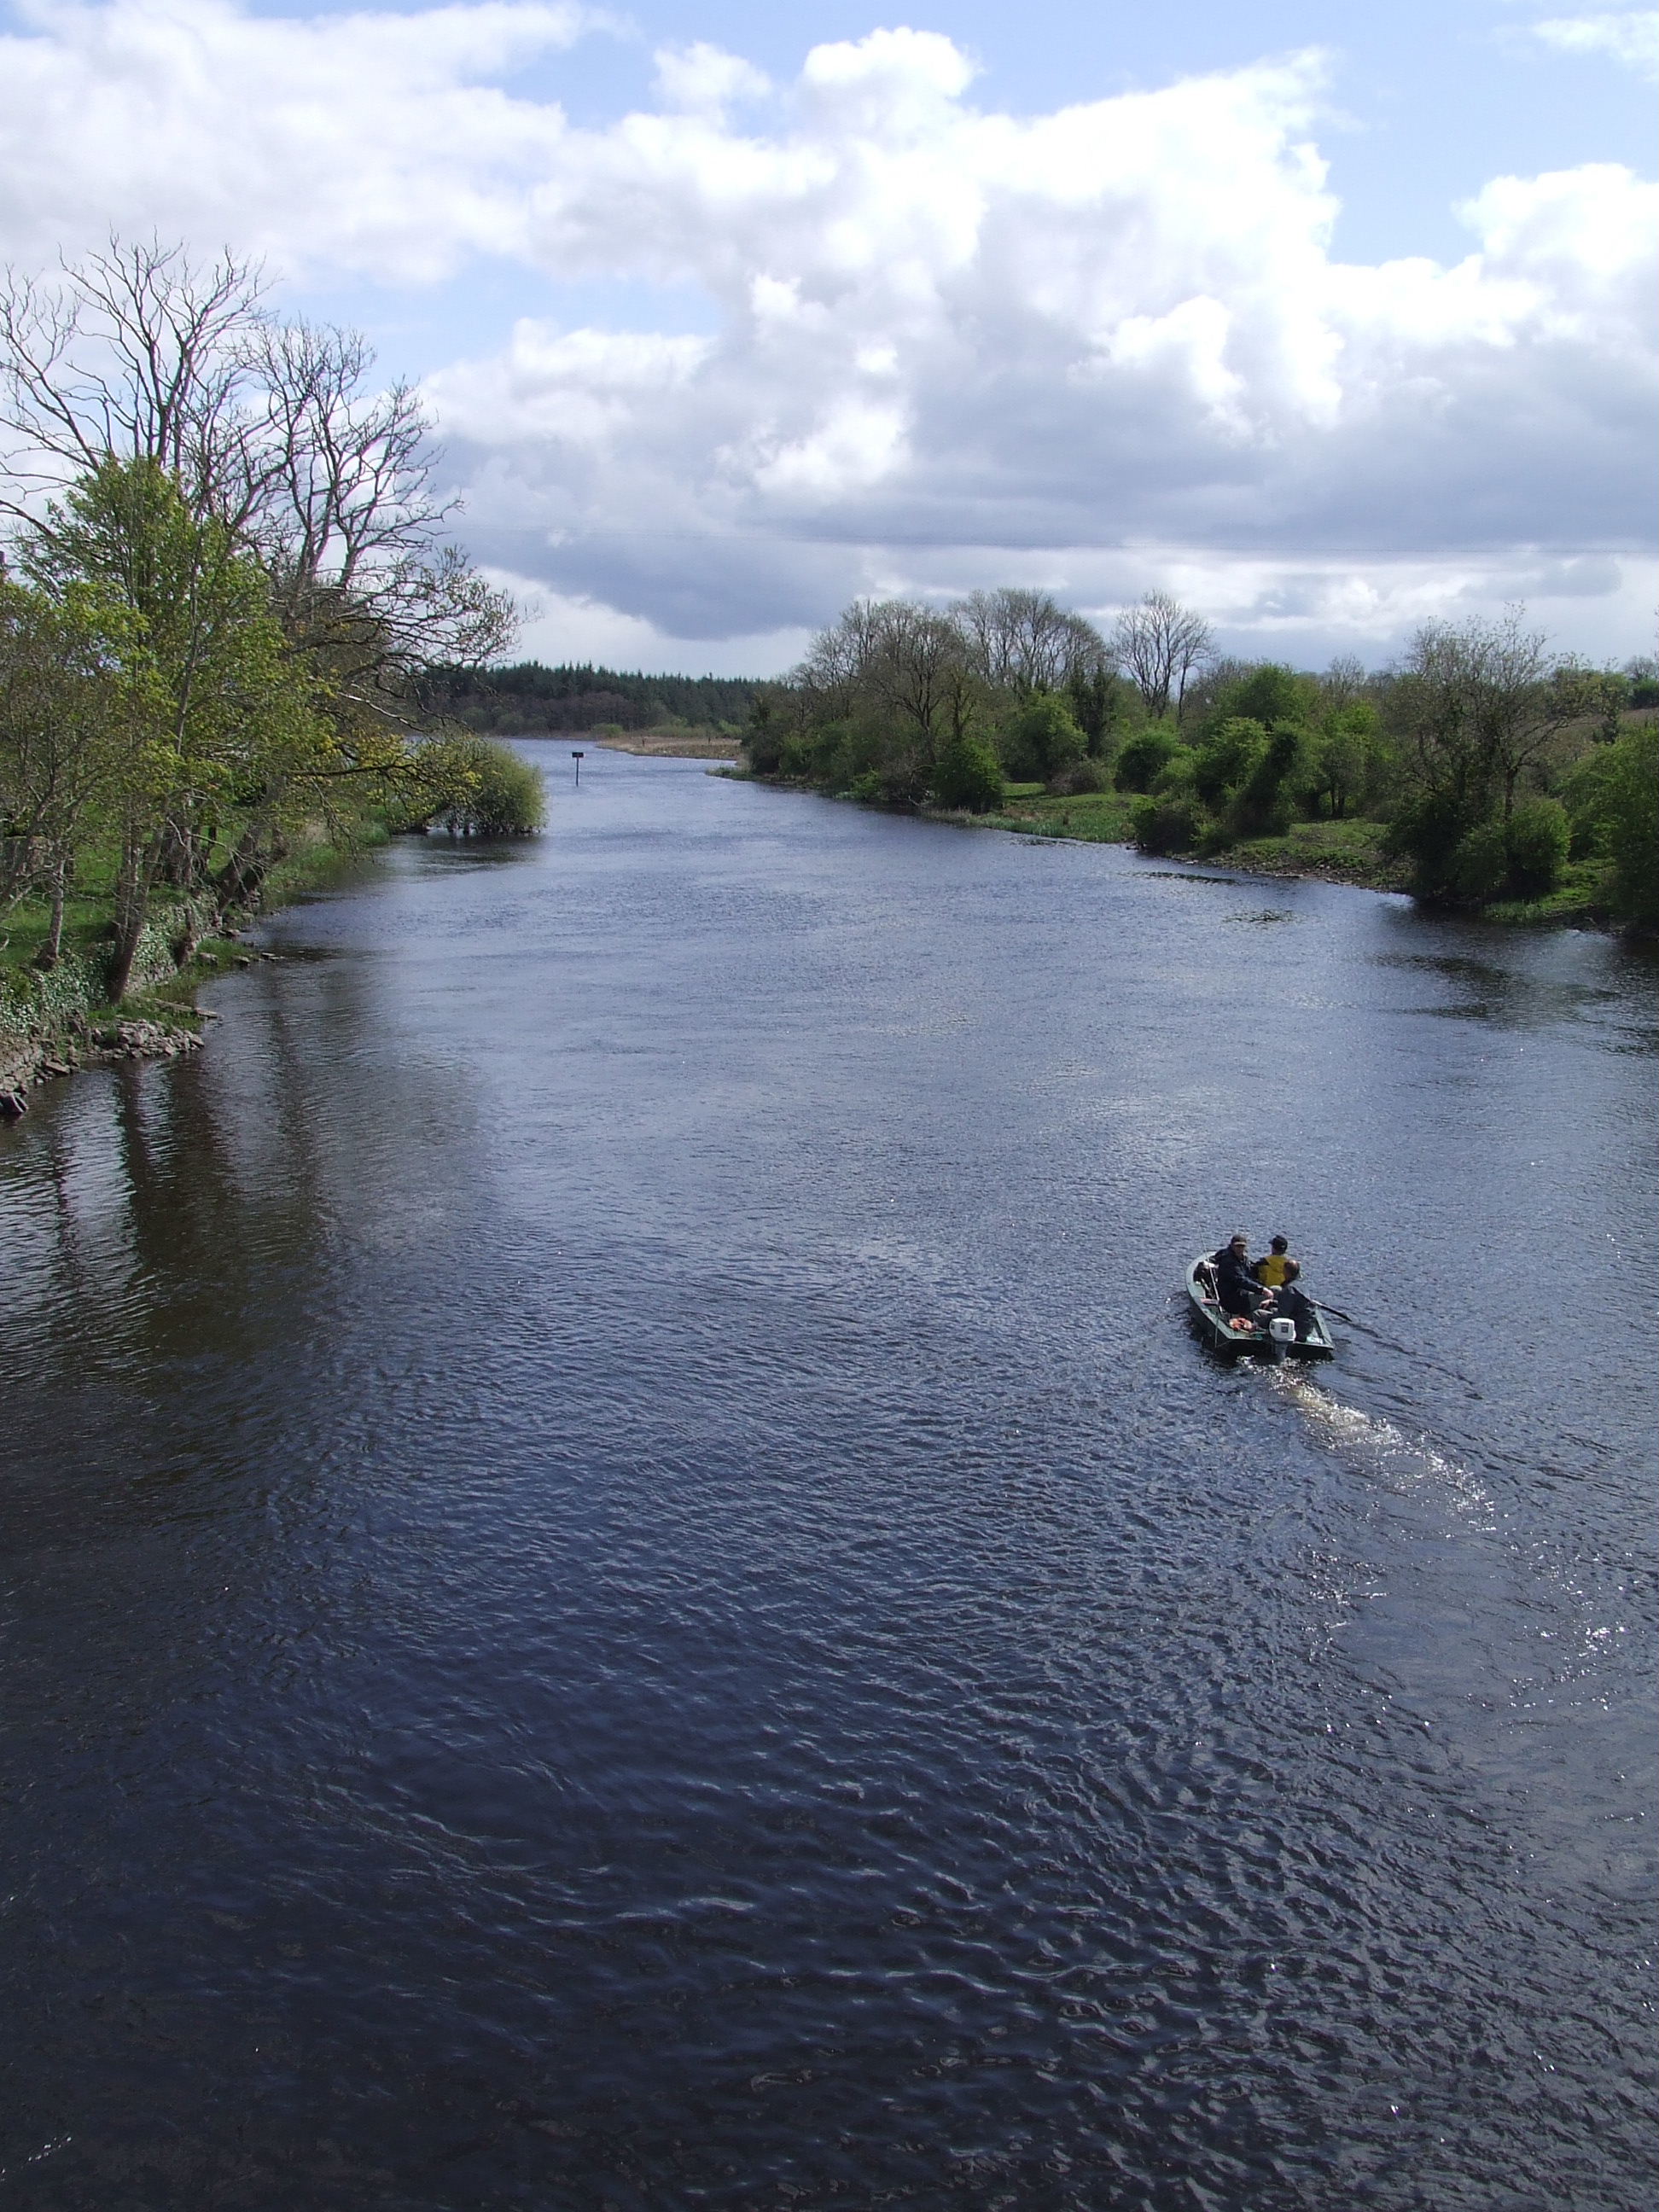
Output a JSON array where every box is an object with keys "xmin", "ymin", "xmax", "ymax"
[
  {"xmin": 1132, "ymin": 793, "xmax": 1205, "ymax": 853},
  {"xmin": 1150, "ymin": 747, "xmax": 1197, "ymax": 795},
  {"xmin": 1193, "ymin": 717, "xmax": 1267, "ymax": 806},
  {"xmin": 997, "ymin": 692, "xmax": 1085, "ymax": 781},
  {"xmin": 1451, "ymin": 818, "xmax": 1511, "ymax": 900},
  {"xmin": 1451, "ymin": 801, "xmax": 1569, "ymax": 902},
  {"xmin": 743, "ymin": 696, "xmax": 788, "ymax": 775},
  {"xmin": 1115, "ymin": 724, "xmax": 1182, "ymax": 791},
  {"xmin": 1384, "ymin": 789, "xmax": 1477, "ymax": 900},
  {"xmin": 1503, "ymin": 798, "xmax": 1570, "ymax": 897},
  {"xmin": 931, "ymin": 731, "xmax": 1005, "ymax": 812},
  {"xmin": 1049, "ymin": 756, "xmax": 1109, "ymax": 795},
  {"xmin": 412, "ymin": 734, "xmax": 545, "ymax": 834},
  {"xmin": 1227, "ymin": 725, "xmax": 1307, "ymax": 839}
]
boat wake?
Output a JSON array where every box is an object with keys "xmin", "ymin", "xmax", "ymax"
[{"xmin": 1262, "ymin": 1364, "xmax": 1494, "ymax": 1525}]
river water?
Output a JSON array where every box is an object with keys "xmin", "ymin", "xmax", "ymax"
[{"xmin": 2, "ymin": 748, "xmax": 1654, "ymax": 2210}]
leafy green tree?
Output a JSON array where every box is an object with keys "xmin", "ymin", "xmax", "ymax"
[
  {"xmin": 997, "ymin": 691, "xmax": 1084, "ymax": 783},
  {"xmin": 1565, "ymin": 721, "xmax": 1659, "ymax": 926},
  {"xmin": 931, "ymin": 731, "xmax": 1004, "ymax": 812},
  {"xmin": 26, "ymin": 457, "xmax": 329, "ymax": 997},
  {"xmin": 406, "ymin": 734, "xmax": 545, "ymax": 835},
  {"xmin": 1066, "ymin": 666, "xmax": 1125, "ymax": 762},
  {"xmin": 1114, "ymin": 724, "xmax": 1182, "ymax": 791},
  {"xmin": 1302, "ymin": 701, "xmax": 1384, "ymax": 819},
  {"xmin": 743, "ymin": 689, "xmax": 788, "ymax": 776},
  {"xmin": 0, "ymin": 579, "xmax": 150, "ymax": 965},
  {"xmin": 1214, "ymin": 663, "xmax": 1313, "ymax": 731},
  {"xmin": 1602, "ymin": 724, "xmax": 1659, "ymax": 927},
  {"xmin": 1383, "ymin": 613, "xmax": 1583, "ymax": 901}
]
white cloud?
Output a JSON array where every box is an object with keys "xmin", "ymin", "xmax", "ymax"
[
  {"xmin": 1534, "ymin": 11, "xmax": 1659, "ymax": 80},
  {"xmin": 0, "ymin": 0, "xmax": 599, "ymax": 278},
  {"xmin": 652, "ymin": 40, "xmax": 770, "ymax": 114},
  {"xmin": 0, "ymin": 3, "xmax": 1654, "ymax": 662},
  {"xmin": 494, "ymin": 573, "xmax": 807, "ymax": 676}
]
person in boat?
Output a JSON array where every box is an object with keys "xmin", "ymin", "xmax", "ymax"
[
  {"xmin": 1254, "ymin": 1237, "xmax": 1318, "ymax": 1339},
  {"xmin": 1210, "ymin": 1235, "xmax": 1265, "ymax": 1319},
  {"xmin": 1254, "ymin": 1235, "xmax": 1295, "ymax": 1289}
]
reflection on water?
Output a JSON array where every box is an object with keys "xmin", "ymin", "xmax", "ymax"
[
  {"xmin": 1375, "ymin": 942, "xmax": 1659, "ymax": 1042},
  {"xmin": 2, "ymin": 753, "xmax": 1654, "ymax": 2210}
]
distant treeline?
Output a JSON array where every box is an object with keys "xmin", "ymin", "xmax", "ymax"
[
  {"xmin": 424, "ymin": 662, "xmax": 760, "ymax": 734},
  {"xmin": 744, "ymin": 589, "xmax": 1658, "ymax": 928}
]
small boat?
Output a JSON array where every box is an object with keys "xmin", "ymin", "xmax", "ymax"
[{"xmin": 1185, "ymin": 1254, "xmax": 1336, "ymax": 1363}]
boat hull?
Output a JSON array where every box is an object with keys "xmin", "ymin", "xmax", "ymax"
[{"xmin": 1185, "ymin": 1256, "xmax": 1336, "ymax": 1362}]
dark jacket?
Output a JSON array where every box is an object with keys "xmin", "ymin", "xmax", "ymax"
[{"xmin": 1211, "ymin": 1246, "xmax": 1260, "ymax": 1316}]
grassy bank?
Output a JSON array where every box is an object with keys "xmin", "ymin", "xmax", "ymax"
[
  {"xmin": 1, "ymin": 824, "xmax": 386, "ymax": 1103},
  {"xmin": 798, "ymin": 777, "xmax": 1629, "ymax": 928},
  {"xmin": 939, "ymin": 785, "xmax": 1407, "ymax": 886},
  {"xmin": 1171, "ymin": 818, "xmax": 1411, "ymax": 893},
  {"xmin": 981, "ymin": 797, "xmax": 1621, "ymax": 921},
  {"xmin": 592, "ymin": 729, "xmax": 742, "ymax": 760}
]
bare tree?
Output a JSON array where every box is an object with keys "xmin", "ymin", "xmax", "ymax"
[
  {"xmin": 0, "ymin": 238, "xmax": 514, "ymax": 703},
  {"xmin": 248, "ymin": 319, "xmax": 511, "ymax": 720},
  {"xmin": 1319, "ymin": 653, "xmax": 1369, "ymax": 709},
  {"xmin": 0, "ymin": 238, "xmax": 266, "ymax": 530},
  {"xmin": 1111, "ymin": 591, "xmax": 1214, "ymax": 722},
  {"xmin": 955, "ymin": 587, "xmax": 1109, "ymax": 690},
  {"xmin": 789, "ymin": 597, "xmax": 983, "ymax": 798},
  {"xmin": 864, "ymin": 602, "xmax": 975, "ymax": 747},
  {"xmin": 800, "ymin": 598, "xmax": 970, "ymax": 740},
  {"xmin": 1394, "ymin": 610, "xmax": 1584, "ymax": 820}
]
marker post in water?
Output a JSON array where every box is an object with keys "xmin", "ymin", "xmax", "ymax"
[{"xmin": 571, "ymin": 748, "xmax": 585, "ymax": 788}]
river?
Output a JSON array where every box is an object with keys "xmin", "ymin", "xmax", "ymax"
[{"xmin": 3, "ymin": 747, "xmax": 1654, "ymax": 2209}]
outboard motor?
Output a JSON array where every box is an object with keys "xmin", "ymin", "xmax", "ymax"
[{"xmin": 1266, "ymin": 1316, "xmax": 1297, "ymax": 1361}]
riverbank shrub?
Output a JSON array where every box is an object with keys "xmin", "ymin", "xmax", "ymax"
[
  {"xmin": 1132, "ymin": 793, "xmax": 1207, "ymax": 854},
  {"xmin": 1563, "ymin": 722, "xmax": 1659, "ymax": 927},
  {"xmin": 931, "ymin": 731, "xmax": 1004, "ymax": 812},
  {"xmin": 996, "ymin": 692, "xmax": 1085, "ymax": 783},
  {"xmin": 1050, "ymin": 756, "xmax": 1110, "ymax": 795},
  {"xmin": 411, "ymin": 735, "xmax": 546, "ymax": 835},
  {"xmin": 1114, "ymin": 725, "xmax": 1182, "ymax": 791}
]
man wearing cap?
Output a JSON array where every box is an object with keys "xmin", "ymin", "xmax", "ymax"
[{"xmin": 1210, "ymin": 1234, "xmax": 1263, "ymax": 1318}]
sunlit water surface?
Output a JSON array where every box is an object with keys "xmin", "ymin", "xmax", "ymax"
[{"xmin": 3, "ymin": 749, "xmax": 1654, "ymax": 2209}]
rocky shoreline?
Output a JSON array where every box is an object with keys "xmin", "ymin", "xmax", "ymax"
[
  {"xmin": 0, "ymin": 878, "xmax": 296, "ymax": 1121},
  {"xmin": 1, "ymin": 1016, "xmax": 207, "ymax": 1121}
]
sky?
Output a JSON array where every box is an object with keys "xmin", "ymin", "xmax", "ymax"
[{"xmin": 0, "ymin": 1, "xmax": 1654, "ymax": 674}]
